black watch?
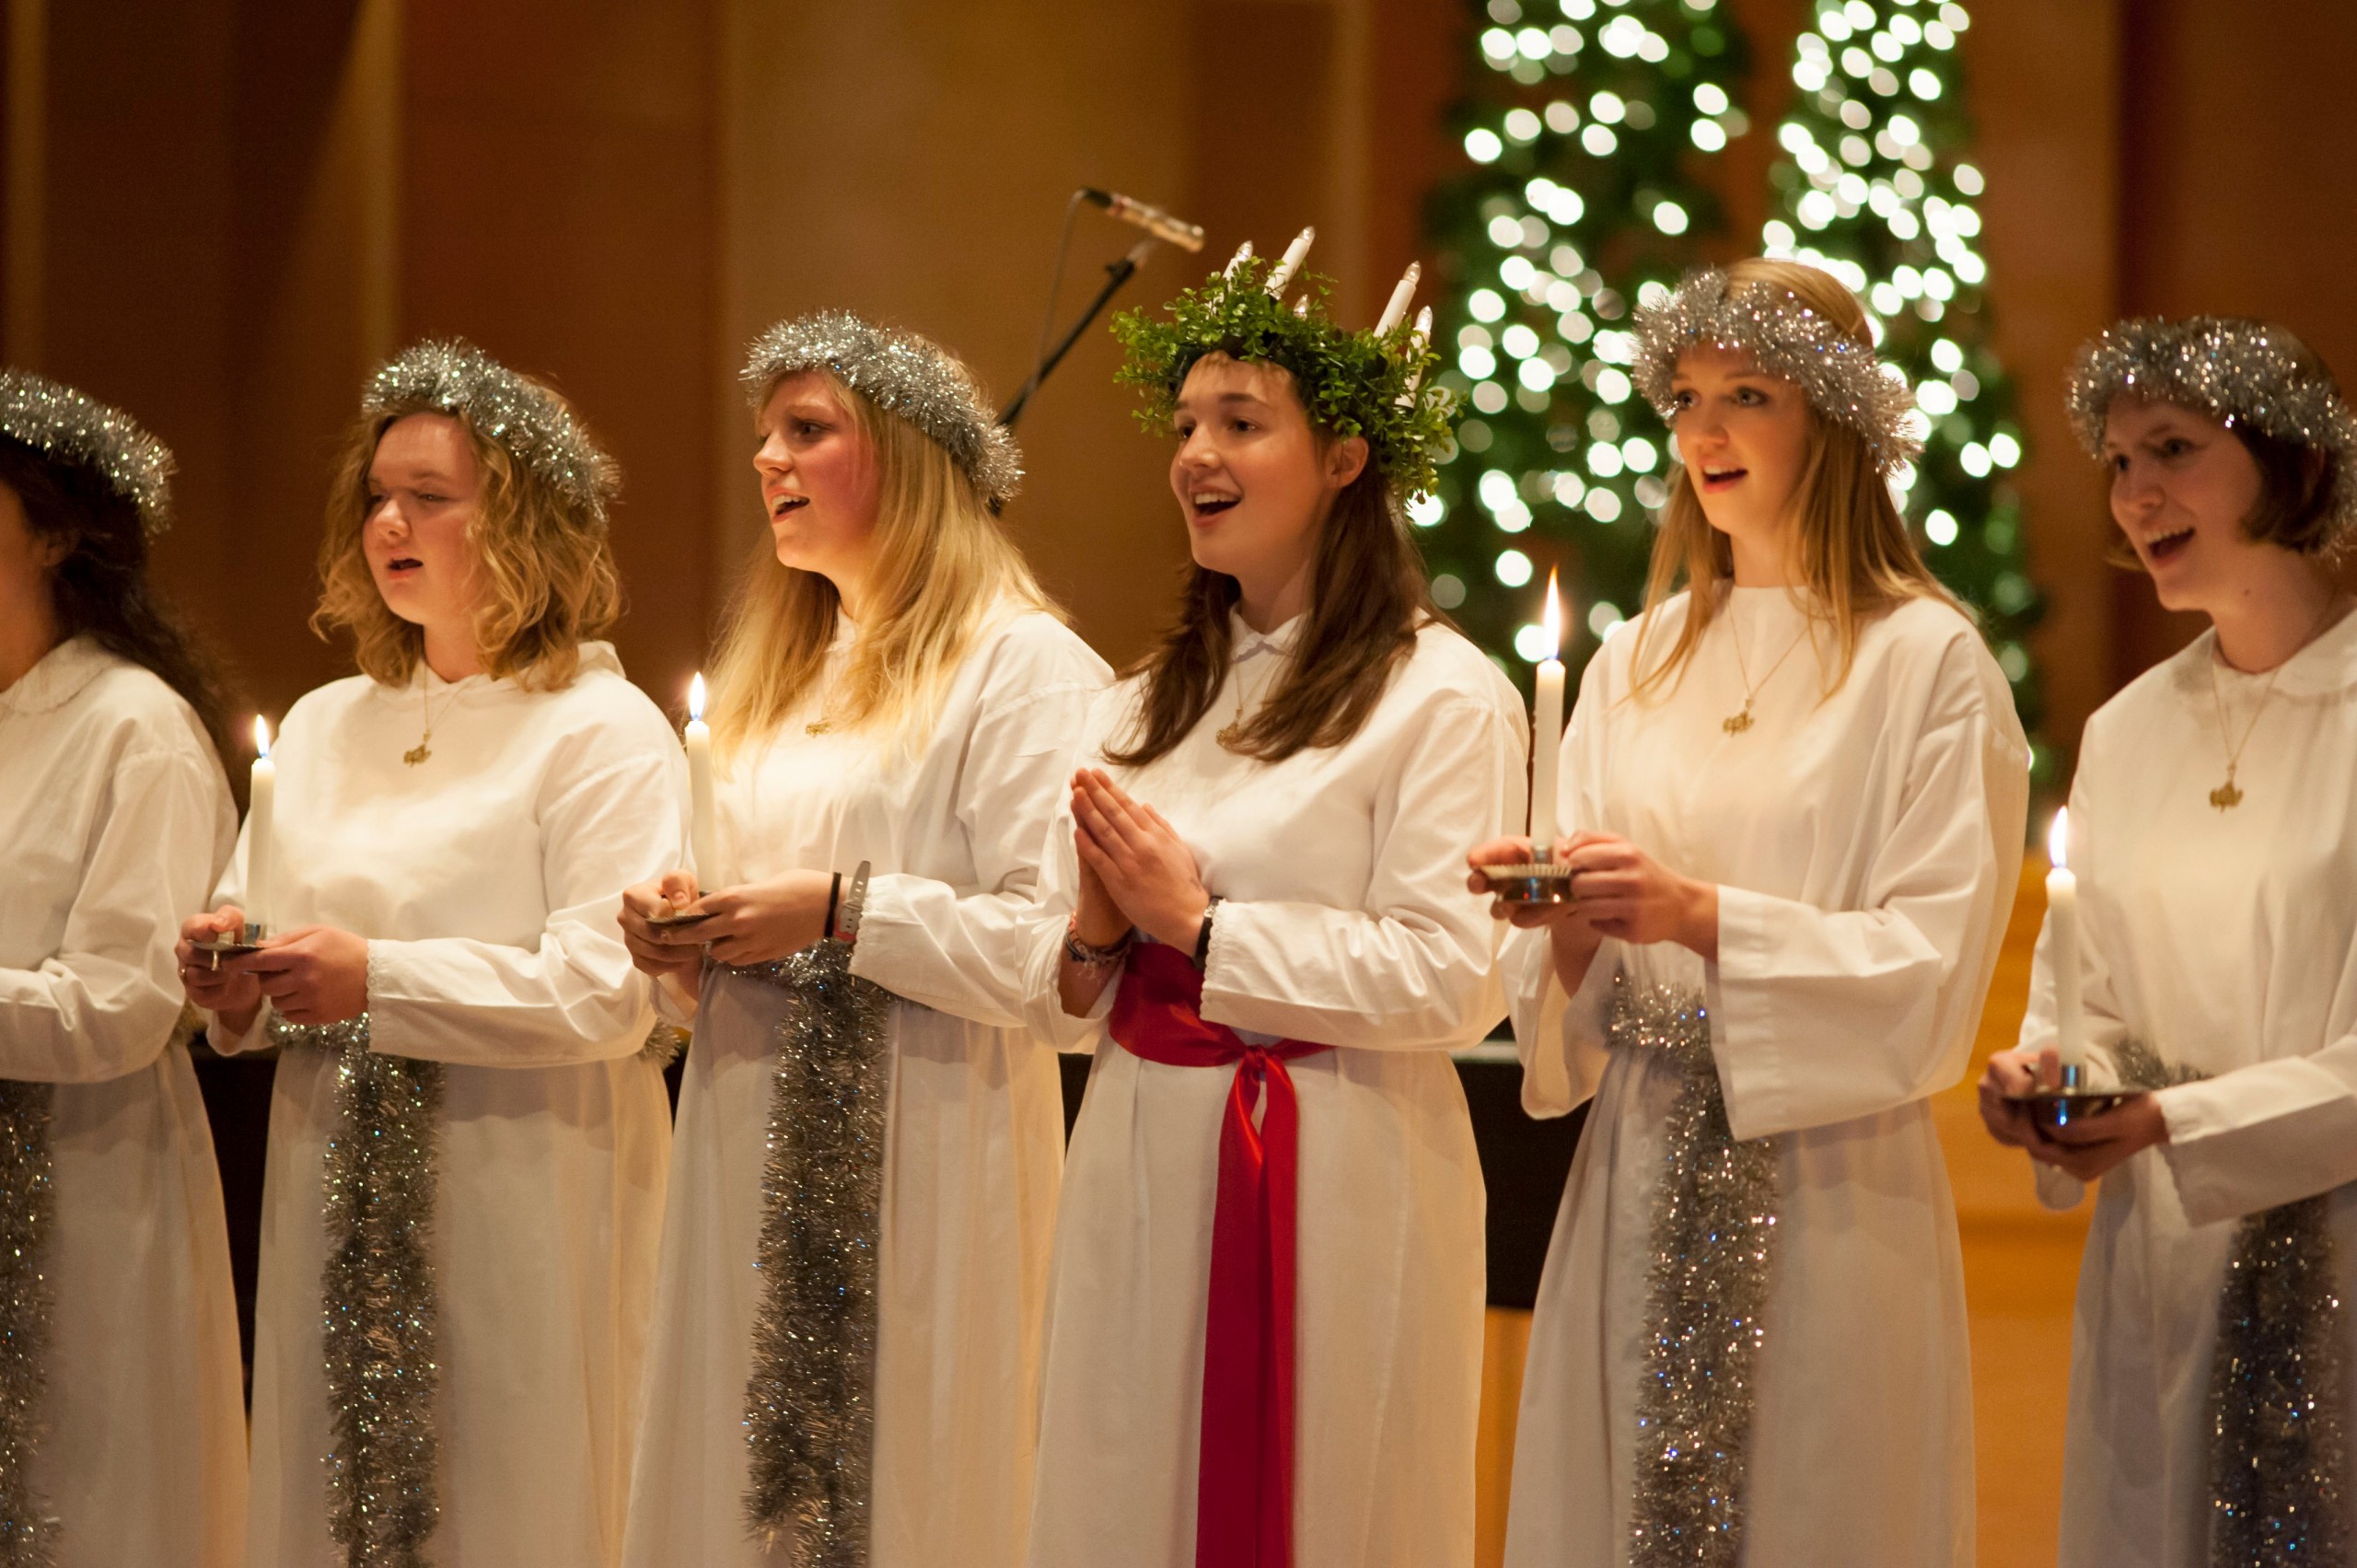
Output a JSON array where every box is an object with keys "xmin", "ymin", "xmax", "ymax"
[{"xmin": 1191, "ymin": 894, "xmax": 1224, "ymax": 970}]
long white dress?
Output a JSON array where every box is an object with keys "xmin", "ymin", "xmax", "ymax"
[
  {"xmin": 2023, "ymin": 614, "xmax": 2357, "ymax": 1567},
  {"xmin": 621, "ymin": 609, "xmax": 1109, "ymax": 1568},
  {"xmin": 1504, "ymin": 587, "xmax": 2027, "ymax": 1568},
  {"xmin": 1023, "ymin": 614, "xmax": 1527, "ymax": 1568},
  {"xmin": 214, "ymin": 642, "xmax": 684, "ymax": 1568},
  {"xmin": 0, "ymin": 637, "xmax": 246, "ymax": 1567}
]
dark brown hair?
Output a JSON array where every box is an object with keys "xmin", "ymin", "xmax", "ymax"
[
  {"xmin": 0, "ymin": 439, "xmax": 237, "ymax": 765},
  {"xmin": 1108, "ymin": 432, "xmax": 1438, "ymax": 768},
  {"xmin": 2233, "ymin": 422, "xmax": 2340, "ymax": 555}
]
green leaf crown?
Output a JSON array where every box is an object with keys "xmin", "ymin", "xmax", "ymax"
[{"xmin": 1112, "ymin": 256, "xmax": 1457, "ymax": 502}]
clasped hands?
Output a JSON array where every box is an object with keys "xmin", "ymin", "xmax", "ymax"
[
  {"xmin": 1068, "ymin": 768, "xmax": 1207, "ymax": 954},
  {"xmin": 1977, "ymin": 1045, "xmax": 2170, "ymax": 1183},
  {"xmin": 174, "ymin": 906, "xmax": 369, "ymax": 1032}
]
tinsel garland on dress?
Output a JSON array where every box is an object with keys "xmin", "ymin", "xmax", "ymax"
[
  {"xmin": 273, "ymin": 1014, "xmax": 446, "ymax": 1568},
  {"xmin": 1610, "ymin": 974, "xmax": 1780, "ymax": 1568},
  {"xmin": 2113, "ymin": 1039, "xmax": 2349, "ymax": 1566},
  {"xmin": 0, "ymin": 1081, "xmax": 57, "ymax": 1567},
  {"xmin": 734, "ymin": 940, "xmax": 893, "ymax": 1562}
]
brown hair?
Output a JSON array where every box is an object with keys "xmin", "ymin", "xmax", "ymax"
[
  {"xmin": 1108, "ymin": 366, "xmax": 1438, "ymax": 768},
  {"xmin": 705, "ymin": 370, "xmax": 1055, "ymax": 759},
  {"xmin": 1629, "ymin": 257, "xmax": 1952, "ymax": 701},
  {"xmin": 310, "ymin": 389, "xmax": 621, "ymax": 690}
]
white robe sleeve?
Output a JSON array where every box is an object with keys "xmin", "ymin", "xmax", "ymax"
[
  {"xmin": 850, "ymin": 677, "xmax": 1101, "ymax": 1028},
  {"xmin": 362, "ymin": 752, "xmax": 677, "ymax": 1067},
  {"xmin": 1710, "ymin": 641, "xmax": 2029, "ymax": 1141},
  {"xmin": 1199, "ymin": 693, "xmax": 1524, "ymax": 1051},
  {"xmin": 2152, "ymin": 1003, "xmax": 2357, "ymax": 1225},
  {"xmin": 0, "ymin": 748, "xmax": 224, "ymax": 1082},
  {"xmin": 1509, "ymin": 645, "xmax": 1625, "ymax": 1116}
]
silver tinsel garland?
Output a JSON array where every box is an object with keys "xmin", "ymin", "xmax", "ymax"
[
  {"xmin": 274, "ymin": 1014, "xmax": 447, "ymax": 1568},
  {"xmin": 740, "ymin": 312, "xmax": 1023, "ymax": 506},
  {"xmin": 735, "ymin": 940, "xmax": 893, "ymax": 1561},
  {"xmin": 2065, "ymin": 317, "xmax": 2357, "ymax": 548},
  {"xmin": 0, "ymin": 369, "xmax": 175, "ymax": 537},
  {"xmin": 2113, "ymin": 1039, "xmax": 2349, "ymax": 1565},
  {"xmin": 1609, "ymin": 975, "xmax": 1780, "ymax": 1568},
  {"xmin": 363, "ymin": 341, "xmax": 620, "ymax": 531},
  {"xmin": 1632, "ymin": 268, "xmax": 1923, "ymax": 476},
  {"xmin": 0, "ymin": 1081, "xmax": 57, "ymax": 1567}
]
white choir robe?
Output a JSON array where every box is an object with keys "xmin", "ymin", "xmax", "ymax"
[
  {"xmin": 2021, "ymin": 615, "xmax": 2357, "ymax": 1567},
  {"xmin": 621, "ymin": 610, "xmax": 1109, "ymax": 1568},
  {"xmin": 1023, "ymin": 615, "xmax": 1527, "ymax": 1568},
  {"xmin": 0, "ymin": 638, "xmax": 246, "ymax": 1566},
  {"xmin": 1503, "ymin": 588, "xmax": 2027, "ymax": 1568},
  {"xmin": 212, "ymin": 643, "xmax": 685, "ymax": 1568}
]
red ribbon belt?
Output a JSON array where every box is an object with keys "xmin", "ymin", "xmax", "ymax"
[{"xmin": 1110, "ymin": 940, "xmax": 1331, "ymax": 1568}]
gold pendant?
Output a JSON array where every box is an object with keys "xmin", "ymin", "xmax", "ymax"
[
  {"xmin": 1722, "ymin": 705, "xmax": 1754, "ymax": 735},
  {"xmin": 806, "ymin": 720, "xmax": 831, "ymax": 737},
  {"xmin": 402, "ymin": 742, "xmax": 431, "ymax": 767},
  {"xmin": 2211, "ymin": 776, "xmax": 2244, "ymax": 810},
  {"xmin": 1215, "ymin": 722, "xmax": 1245, "ymax": 750}
]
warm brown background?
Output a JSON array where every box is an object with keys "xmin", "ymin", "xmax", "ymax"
[
  {"xmin": 9, "ymin": 3, "xmax": 2357, "ymax": 1563},
  {"xmin": 14, "ymin": 0, "xmax": 2355, "ymax": 742}
]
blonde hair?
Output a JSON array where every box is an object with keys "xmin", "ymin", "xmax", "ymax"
[
  {"xmin": 705, "ymin": 370, "xmax": 1056, "ymax": 758},
  {"xmin": 311, "ymin": 391, "xmax": 622, "ymax": 690},
  {"xmin": 1629, "ymin": 257, "xmax": 1953, "ymax": 701}
]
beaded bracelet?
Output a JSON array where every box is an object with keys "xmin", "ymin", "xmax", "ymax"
[{"xmin": 1063, "ymin": 915, "xmax": 1134, "ymax": 970}]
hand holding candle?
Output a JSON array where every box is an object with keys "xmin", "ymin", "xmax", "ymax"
[
  {"xmin": 1529, "ymin": 572, "xmax": 1567, "ymax": 856},
  {"xmin": 2045, "ymin": 807, "xmax": 2086, "ymax": 1071},
  {"xmin": 684, "ymin": 673, "xmax": 720, "ymax": 895},
  {"xmin": 245, "ymin": 715, "xmax": 276, "ymax": 933}
]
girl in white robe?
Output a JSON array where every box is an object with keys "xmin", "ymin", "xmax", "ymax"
[
  {"xmin": 619, "ymin": 314, "xmax": 1107, "ymax": 1568},
  {"xmin": 180, "ymin": 342, "xmax": 683, "ymax": 1568},
  {"xmin": 1980, "ymin": 316, "xmax": 2357, "ymax": 1566},
  {"xmin": 0, "ymin": 374, "xmax": 246, "ymax": 1566},
  {"xmin": 1482, "ymin": 262, "xmax": 2028, "ymax": 1568},
  {"xmin": 1023, "ymin": 247, "xmax": 1524, "ymax": 1568}
]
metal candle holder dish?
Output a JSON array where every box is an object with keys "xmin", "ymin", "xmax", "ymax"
[
  {"xmin": 1483, "ymin": 862, "xmax": 1575, "ymax": 907},
  {"xmin": 2007, "ymin": 1061, "xmax": 2131, "ymax": 1129},
  {"xmin": 192, "ymin": 922, "xmax": 270, "ymax": 968}
]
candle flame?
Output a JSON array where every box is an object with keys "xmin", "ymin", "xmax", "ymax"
[
  {"xmin": 2047, "ymin": 807, "xmax": 2069, "ymax": 870},
  {"xmin": 1540, "ymin": 569, "xmax": 1562, "ymax": 660},
  {"xmin": 688, "ymin": 671, "xmax": 707, "ymax": 724},
  {"xmin": 252, "ymin": 714, "xmax": 272, "ymax": 759}
]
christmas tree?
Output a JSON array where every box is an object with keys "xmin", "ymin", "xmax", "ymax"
[
  {"xmin": 1759, "ymin": 0, "xmax": 2045, "ymax": 750},
  {"xmin": 1422, "ymin": 0, "xmax": 1753, "ymax": 674}
]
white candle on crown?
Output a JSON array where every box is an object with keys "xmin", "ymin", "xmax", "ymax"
[
  {"xmin": 2046, "ymin": 807, "xmax": 2086, "ymax": 1069},
  {"xmin": 1223, "ymin": 239, "xmax": 1255, "ymax": 280},
  {"xmin": 1376, "ymin": 261, "xmax": 1422, "ymax": 333},
  {"xmin": 245, "ymin": 715, "xmax": 276, "ymax": 933},
  {"xmin": 1265, "ymin": 226, "xmax": 1316, "ymax": 296},
  {"xmin": 1398, "ymin": 307, "xmax": 1435, "ymax": 406},
  {"xmin": 1529, "ymin": 572, "xmax": 1567, "ymax": 857},
  {"xmin": 685, "ymin": 673, "xmax": 720, "ymax": 892}
]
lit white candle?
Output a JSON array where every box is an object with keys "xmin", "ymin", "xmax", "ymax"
[
  {"xmin": 1223, "ymin": 239, "xmax": 1255, "ymax": 280},
  {"xmin": 1376, "ymin": 261, "xmax": 1422, "ymax": 333},
  {"xmin": 2046, "ymin": 807, "xmax": 2086, "ymax": 1069},
  {"xmin": 1529, "ymin": 572, "xmax": 1567, "ymax": 856},
  {"xmin": 1265, "ymin": 226, "xmax": 1316, "ymax": 296},
  {"xmin": 245, "ymin": 715, "xmax": 275, "ymax": 933},
  {"xmin": 685, "ymin": 673, "xmax": 720, "ymax": 892}
]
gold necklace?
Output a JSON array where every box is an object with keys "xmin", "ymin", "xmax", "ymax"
[
  {"xmin": 403, "ymin": 678, "xmax": 436, "ymax": 767},
  {"xmin": 1214, "ymin": 672, "xmax": 1248, "ymax": 751},
  {"xmin": 2205, "ymin": 598, "xmax": 2339, "ymax": 809},
  {"xmin": 1723, "ymin": 603, "xmax": 1809, "ymax": 735}
]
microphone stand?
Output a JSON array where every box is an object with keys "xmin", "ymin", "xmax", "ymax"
[{"xmin": 998, "ymin": 238, "xmax": 1155, "ymax": 428}]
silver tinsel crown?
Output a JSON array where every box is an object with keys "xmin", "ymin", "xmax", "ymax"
[
  {"xmin": 0, "ymin": 369, "xmax": 176, "ymax": 535},
  {"xmin": 2067, "ymin": 316, "xmax": 2357, "ymax": 542},
  {"xmin": 741, "ymin": 311, "xmax": 1022, "ymax": 506},
  {"xmin": 1633, "ymin": 268, "xmax": 1923, "ymax": 476},
  {"xmin": 363, "ymin": 340, "xmax": 619, "ymax": 529}
]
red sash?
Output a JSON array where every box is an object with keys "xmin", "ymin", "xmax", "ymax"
[{"xmin": 1110, "ymin": 941, "xmax": 1331, "ymax": 1568}]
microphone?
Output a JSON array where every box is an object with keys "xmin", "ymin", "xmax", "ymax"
[{"xmin": 1082, "ymin": 188, "xmax": 1205, "ymax": 253}]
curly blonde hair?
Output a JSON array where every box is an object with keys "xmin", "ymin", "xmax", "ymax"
[{"xmin": 310, "ymin": 382, "xmax": 622, "ymax": 690}]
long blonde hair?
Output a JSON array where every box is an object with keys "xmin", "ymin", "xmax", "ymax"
[
  {"xmin": 312, "ymin": 394, "xmax": 622, "ymax": 691},
  {"xmin": 706, "ymin": 371, "xmax": 1056, "ymax": 757},
  {"xmin": 1629, "ymin": 258, "xmax": 1952, "ymax": 701}
]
